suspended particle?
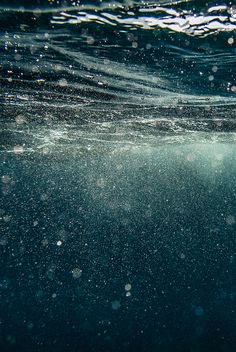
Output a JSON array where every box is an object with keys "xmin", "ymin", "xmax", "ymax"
[
  {"xmin": 58, "ymin": 78, "xmax": 67, "ymax": 87},
  {"xmin": 125, "ymin": 283, "xmax": 132, "ymax": 291},
  {"xmin": 72, "ymin": 268, "xmax": 82, "ymax": 279}
]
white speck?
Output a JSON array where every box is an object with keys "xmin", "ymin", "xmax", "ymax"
[
  {"xmin": 54, "ymin": 64, "xmax": 62, "ymax": 71},
  {"xmin": 13, "ymin": 145, "xmax": 24, "ymax": 154},
  {"xmin": 228, "ymin": 37, "xmax": 234, "ymax": 45},
  {"xmin": 1, "ymin": 175, "xmax": 11, "ymax": 184},
  {"xmin": 125, "ymin": 283, "xmax": 132, "ymax": 291},
  {"xmin": 40, "ymin": 193, "xmax": 49, "ymax": 201},
  {"xmin": 126, "ymin": 292, "xmax": 131, "ymax": 297},
  {"xmin": 231, "ymin": 86, "xmax": 236, "ymax": 92},
  {"xmin": 72, "ymin": 268, "xmax": 82, "ymax": 279},
  {"xmin": 86, "ymin": 36, "xmax": 95, "ymax": 45},
  {"xmin": 58, "ymin": 78, "xmax": 67, "ymax": 87},
  {"xmin": 56, "ymin": 240, "xmax": 62, "ymax": 246},
  {"xmin": 3, "ymin": 215, "xmax": 11, "ymax": 223},
  {"xmin": 15, "ymin": 114, "xmax": 26, "ymax": 124},
  {"xmin": 52, "ymin": 293, "xmax": 57, "ymax": 298}
]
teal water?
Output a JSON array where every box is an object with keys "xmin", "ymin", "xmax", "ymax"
[{"xmin": 0, "ymin": 1, "xmax": 236, "ymax": 351}]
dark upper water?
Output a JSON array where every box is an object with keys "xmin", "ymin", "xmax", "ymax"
[{"xmin": 0, "ymin": 1, "xmax": 236, "ymax": 351}]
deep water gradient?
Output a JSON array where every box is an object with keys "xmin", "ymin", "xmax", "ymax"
[{"xmin": 0, "ymin": 142, "xmax": 236, "ymax": 351}]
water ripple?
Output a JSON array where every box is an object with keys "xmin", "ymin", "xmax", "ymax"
[
  {"xmin": 1, "ymin": 0, "xmax": 236, "ymax": 134},
  {"xmin": 51, "ymin": 3, "xmax": 236, "ymax": 37}
]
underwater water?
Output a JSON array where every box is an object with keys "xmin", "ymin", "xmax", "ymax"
[{"xmin": 0, "ymin": 0, "xmax": 236, "ymax": 351}]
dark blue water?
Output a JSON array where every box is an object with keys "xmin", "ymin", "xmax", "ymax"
[{"xmin": 0, "ymin": 1, "xmax": 236, "ymax": 351}]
